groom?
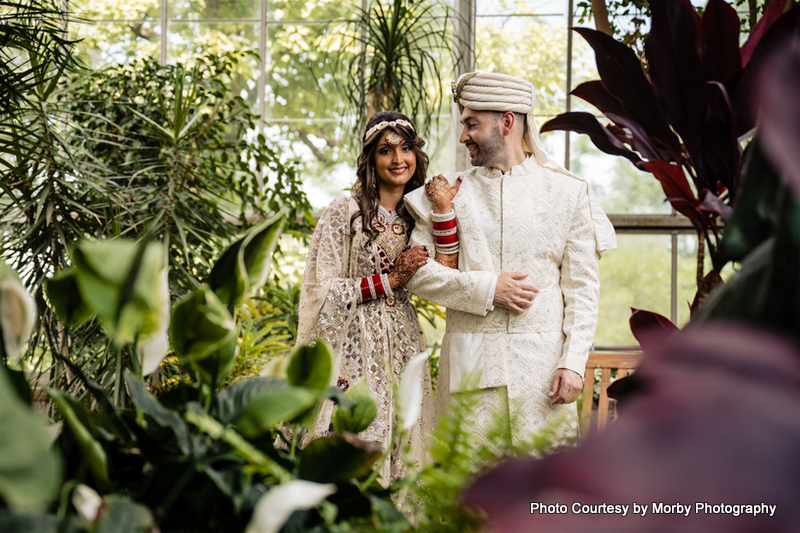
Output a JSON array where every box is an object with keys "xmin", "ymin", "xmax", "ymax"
[{"xmin": 404, "ymin": 71, "xmax": 615, "ymax": 444}]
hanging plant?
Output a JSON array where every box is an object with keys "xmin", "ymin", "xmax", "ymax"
[{"xmin": 320, "ymin": 0, "xmax": 468, "ymax": 143}]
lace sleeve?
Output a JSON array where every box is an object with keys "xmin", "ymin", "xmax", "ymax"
[
  {"xmin": 405, "ymin": 209, "xmax": 496, "ymax": 316},
  {"xmin": 558, "ymin": 188, "xmax": 601, "ymax": 377},
  {"xmin": 296, "ymin": 199, "xmax": 361, "ymax": 347}
]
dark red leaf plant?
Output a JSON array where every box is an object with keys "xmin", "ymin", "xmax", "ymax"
[{"xmin": 542, "ymin": 0, "xmax": 800, "ymax": 311}]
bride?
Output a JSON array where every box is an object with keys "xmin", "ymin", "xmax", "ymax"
[{"xmin": 296, "ymin": 111, "xmax": 441, "ymax": 483}]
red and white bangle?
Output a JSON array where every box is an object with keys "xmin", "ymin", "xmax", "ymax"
[
  {"xmin": 431, "ymin": 210, "xmax": 459, "ymax": 255},
  {"xmin": 358, "ymin": 273, "xmax": 393, "ymax": 303}
]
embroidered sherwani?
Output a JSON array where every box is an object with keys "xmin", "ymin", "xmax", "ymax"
[
  {"xmin": 296, "ymin": 196, "xmax": 434, "ymax": 483},
  {"xmin": 404, "ymin": 157, "xmax": 601, "ymax": 444}
]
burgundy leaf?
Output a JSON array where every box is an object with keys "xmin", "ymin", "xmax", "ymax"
[
  {"xmin": 540, "ymin": 112, "xmax": 642, "ymax": 165},
  {"xmin": 741, "ymin": 0, "xmax": 790, "ymax": 67},
  {"xmin": 573, "ymin": 27, "xmax": 681, "ymax": 158},
  {"xmin": 645, "ymin": 0, "xmax": 706, "ymax": 155},
  {"xmin": 571, "ymin": 81, "xmax": 628, "ymax": 118},
  {"xmin": 759, "ymin": 36, "xmax": 800, "ymax": 200},
  {"xmin": 463, "ymin": 325, "xmax": 800, "ymax": 533},
  {"xmin": 629, "ymin": 307, "xmax": 678, "ymax": 354},
  {"xmin": 640, "ymin": 160, "xmax": 698, "ymax": 205},
  {"xmin": 695, "ymin": 81, "xmax": 741, "ymax": 196},
  {"xmin": 605, "ymin": 112, "xmax": 661, "ymax": 161},
  {"xmin": 669, "ymin": 198, "xmax": 707, "ymax": 236},
  {"xmin": 701, "ymin": 0, "xmax": 742, "ymax": 85},
  {"xmin": 698, "ymin": 190, "xmax": 733, "ymax": 223},
  {"xmin": 732, "ymin": 2, "xmax": 800, "ymax": 135},
  {"xmin": 605, "ymin": 373, "xmax": 642, "ymax": 402}
]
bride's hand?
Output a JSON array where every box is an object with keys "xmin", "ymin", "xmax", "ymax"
[
  {"xmin": 425, "ymin": 175, "xmax": 462, "ymax": 214},
  {"xmin": 388, "ymin": 246, "xmax": 428, "ymax": 288}
]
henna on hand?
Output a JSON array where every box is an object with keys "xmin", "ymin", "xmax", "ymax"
[
  {"xmin": 425, "ymin": 174, "xmax": 463, "ymax": 214},
  {"xmin": 389, "ymin": 246, "xmax": 428, "ymax": 288}
]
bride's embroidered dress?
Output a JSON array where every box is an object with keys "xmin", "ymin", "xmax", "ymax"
[{"xmin": 297, "ymin": 196, "xmax": 433, "ymax": 483}]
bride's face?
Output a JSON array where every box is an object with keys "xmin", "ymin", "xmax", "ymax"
[{"xmin": 373, "ymin": 130, "xmax": 417, "ymax": 190}]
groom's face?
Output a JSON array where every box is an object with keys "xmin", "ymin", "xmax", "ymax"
[{"xmin": 459, "ymin": 108, "xmax": 505, "ymax": 168}]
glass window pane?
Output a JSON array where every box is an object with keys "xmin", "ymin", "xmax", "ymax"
[
  {"xmin": 595, "ymin": 234, "xmax": 673, "ymax": 348},
  {"xmin": 70, "ymin": 0, "xmax": 159, "ymax": 21},
  {"xmin": 263, "ymin": 20, "xmax": 351, "ymax": 207},
  {"xmin": 478, "ymin": 0, "xmax": 566, "ymax": 16},
  {"xmin": 265, "ymin": 22, "xmax": 349, "ymax": 121},
  {"xmin": 475, "ymin": 14, "xmax": 568, "ymax": 115},
  {"xmin": 569, "ymin": 134, "xmax": 672, "ymax": 214},
  {"xmin": 72, "ymin": 21, "xmax": 160, "ymax": 69},
  {"xmin": 167, "ymin": 22, "xmax": 260, "ymax": 108},
  {"xmin": 170, "ymin": 0, "xmax": 259, "ymax": 21},
  {"xmin": 537, "ymin": 128, "xmax": 566, "ymax": 167},
  {"xmin": 568, "ymin": 30, "xmax": 603, "ymax": 116},
  {"xmin": 267, "ymin": 0, "xmax": 361, "ymax": 22}
]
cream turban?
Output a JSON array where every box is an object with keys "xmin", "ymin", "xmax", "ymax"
[{"xmin": 452, "ymin": 71, "xmax": 617, "ymax": 255}]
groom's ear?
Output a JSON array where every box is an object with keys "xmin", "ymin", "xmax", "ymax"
[{"xmin": 500, "ymin": 111, "xmax": 517, "ymax": 137}]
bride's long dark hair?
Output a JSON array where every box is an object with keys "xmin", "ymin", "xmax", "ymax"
[{"xmin": 352, "ymin": 111, "xmax": 428, "ymax": 242}]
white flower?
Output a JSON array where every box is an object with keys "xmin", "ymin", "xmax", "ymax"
[
  {"xmin": 136, "ymin": 257, "xmax": 170, "ymax": 375},
  {"xmin": 72, "ymin": 484, "xmax": 103, "ymax": 524},
  {"xmin": 245, "ymin": 481, "xmax": 336, "ymax": 533},
  {"xmin": 397, "ymin": 351, "xmax": 430, "ymax": 430},
  {"xmin": 46, "ymin": 421, "xmax": 62, "ymax": 448},
  {"xmin": 0, "ymin": 275, "xmax": 37, "ymax": 362},
  {"xmin": 137, "ymin": 330, "xmax": 169, "ymax": 375},
  {"xmin": 259, "ymin": 354, "xmax": 288, "ymax": 378}
]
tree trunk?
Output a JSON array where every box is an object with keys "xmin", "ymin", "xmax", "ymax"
[
  {"xmin": 591, "ymin": 0, "xmax": 613, "ymax": 36},
  {"xmin": 696, "ymin": 237, "xmax": 705, "ymax": 289},
  {"xmin": 366, "ymin": 82, "xmax": 393, "ymax": 125},
  {"xmin": 748, "ymin": 0, "xmax": 758, "ymax": 31},
  {"xmin": 691, "ymin": 238, "xmax": 723, "ymax": 315}
]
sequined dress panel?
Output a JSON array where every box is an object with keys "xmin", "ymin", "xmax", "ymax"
[{"xmin": 296, "ymin": 197, "xmax": 433, "ymax": 483}]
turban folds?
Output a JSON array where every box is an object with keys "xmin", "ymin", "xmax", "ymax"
[{"xmin": 452, "ymin": 71, "xmax": 617, "ymax": 255}]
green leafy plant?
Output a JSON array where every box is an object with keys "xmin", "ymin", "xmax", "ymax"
[
  {"xmin": 320, "ymin": 0, "xmax": 466, "ymax": 142},
  {"xmin": 60, "ymin": 53, "xmax": 312, "ymax": 296},
  {"xmin": 0, "ymin": 220, "xmax": 412, "ymax": 531},
  {"xmin": 2, "ymin": 45, "xmax": 312, "ymax": 405}
]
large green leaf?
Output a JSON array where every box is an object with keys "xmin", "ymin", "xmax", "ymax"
[
  {"xmin": 298, "ymin": 434, "xmax": 382, "ymax": 483},
  {"xmin": 234, "ymin": 386, "xmax": 319, "ymax": 438},
  {"xmin": 44, "ymin": 268, "xmax": 93, "ymax": 327},
  {"xmin": 170, "ymin": 286, "xmax": 237, "ymax": 389},
  {"xmin": 170, "ymin": 286, "xmax": 235, "ymax": 361},
  {"xmin": 212, "ymin": 376, "xmax": 296, "ymax": 424},
  {"xmin": 93, "ymin": 495, "xmax": 155, "ymax": 533},
  {"xmin": 0, "ymin": 511, "xmax": 60, "ymax": 533},
  {"xmin": 70, "ymin": 240, "xmax": 169, "ymax": 349},
  {"xmin": 0, "ymin": 262, "xmax": 37, "ymax": 362},
  {"xmin": 0, "ymin": 365, "xmax": 61, "ymax": 513},
  {"xmin": 332, "ymin": 379, "xmax": 378, "ymax": 434},
  {"xmin": 208, "ymin": 210, "xmax": 287, "ymax": 311},
  {"xmin": 47, "ymin": 388, "xmax": 110, "ymax": 491},
  {"xmin": 125, "ymin": 370, "xmax": 193, "ymax": 455},
  {"xmin": 719, "ymin": 140, "xmax": 780, "ymax": 263},
  {"xmin": 286, "ymin": 341, "xmax": 333, "ymax": 393},
  {"xmin": 190, "ymin": 334, "xmax": 238, "ymax": 392}
]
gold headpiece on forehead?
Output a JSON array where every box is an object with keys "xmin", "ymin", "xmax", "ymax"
[
  {"xmin": 384, "ymin": 131, "xmax": 404, "ymax": 146},
  {"xmin": 363, "ymin": 119, "xmax": 415, "ymax": 142}
]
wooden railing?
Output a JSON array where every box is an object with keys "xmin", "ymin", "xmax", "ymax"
[{"xmin": 580, "ymin": 351, "xmax": 643, "ymax": 436}]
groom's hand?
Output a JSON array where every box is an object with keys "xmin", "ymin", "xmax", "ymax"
[
  {"xmin": 549, "ymin": 369, "xmax": 583, "ymax": 405},
  {"xmin": 493, "ymin": 272, "xmax": 538, "ymax": 314}
]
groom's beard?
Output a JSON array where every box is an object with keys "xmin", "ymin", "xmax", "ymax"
[{"xmin": 467, "ymin": 127, "xmax": 505, "ymax": 168}]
